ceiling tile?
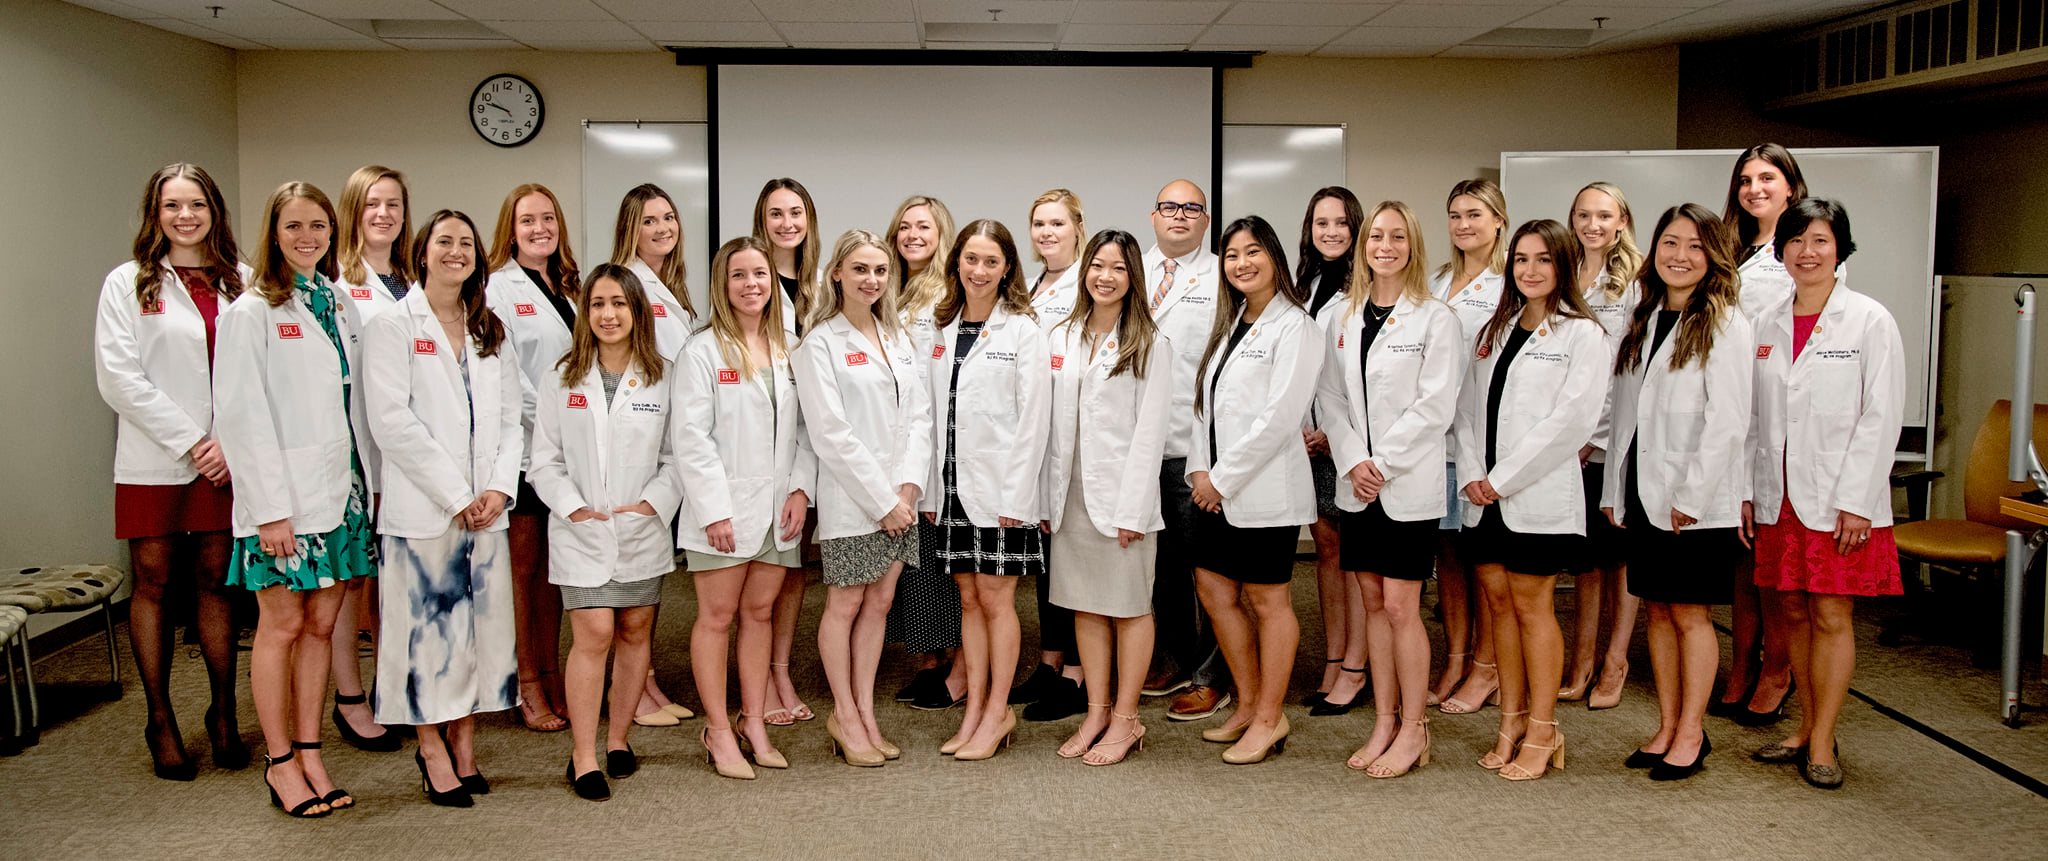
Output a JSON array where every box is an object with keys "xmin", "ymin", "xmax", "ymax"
[
  {"xmin": 1057, "ymin": 42, "xmax": 1193, "ymax": 51},
  {"xmin": 1059, "ymin": 23, "xmax": 1206, "ymax": 43},
  {"xmin": 1330, "ymin": 25, "xmax": 1489, "ymax": 46},
  {"xmin": 1362, "ymin": 4, "xmax": 1546, "ymax": 29},
  {"xmin": 777, "ymin": 21, "xmax": 921, "ymax": 43},
  {"xmin": 793, "ymin": 41, "xmax": 924, "ymax": 48},
  {"xmin": 1438, "ymin": 44, "xmax": 1575, "ymax": 58},
  {"xmin": 428, "ymin": 0, "xmax": 614, "ymax": 21},
  {"xmin": 119, "ymin": 0, "xmax": 304, "ymax": 18},
  {"xmin": 1510, "ymin": 5, "xmax": 1692, "ymax": 30},
  {"xmin": 1196, "ymin": 24, "xmax": 1346, "ymax": 47},
  {"xmin": 383, "ymin": 37, "xmax": 529, "ymax": 48},
  {"xmin": 177, "ymin": 13, "xmax": 370, "ymax": 39},
  {"xmin": 753, "ymin": 0, "xmax": 917, "ymax": 23},
  {"xmin": 279, "ymin": 0, "xmax": 463, "ymax": 18},
  {"xmin": 928, "ymin": 41, "xmax": 1058, "ymax": 49},
  {"xmin": 633, "ymin": 21, "xmax": 784, "ymax": 42},
  {"xmin": 516, "ymin": 39, "xmax": 661, "ymax": 51},
  {"xmin": 1219, "ymin": 2, "xmax": 1388, "ymax": 27},
  {"xmin": 1556, "ymin": 0, "xmax": 1713, "ymax": 6},
  {"xmin": 1314, "ymin": 45, "xmax": 1444, "ymax": 57},
  {"xmin": 62, "ymin": 0, "xmax": 157, "ymax": 18},
  {"xmin": 916, "ymin": 0, "xmax": 1069, "ymax": 24},
  {"xmin": 482, "ymin": 19, "xmax": 642, "ymax": 41},
  {"xmin": 134, "ymin": 16, "xmax": 270, "ymax": 48},
  {"xmin": 259, "ymin": 37, "xmax": 402, "ymax": 49},
  {"xmin": 1070, "ymin": 1, "xmax": 1229, "ymax": 26},
  {"xmin": 591, "ymin": 0, "xmax": 765, "ymax": 20}
]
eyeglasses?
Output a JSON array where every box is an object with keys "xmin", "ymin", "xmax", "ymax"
[{"xmin": 1154, "ymin": 201, "xmax": 1207, "ymax": 219}]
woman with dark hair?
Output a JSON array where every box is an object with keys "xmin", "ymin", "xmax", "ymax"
[
  {"xmin": 1604, "ymin": 204, "xmax": 1754, "ymax": 781},
  {"xmin": 922, "ymin": 219, "xmax": 1052, "ymax": 761},
  {"xmin": 94, "ymin": 163, "xmax": 249, "ymax": 780},
  {"xmin": 1295, "ymin": 186, "xmax": 1370, "ymax": 713},
  {"xmin": 363, "ymin": 210, "xmax": 523, "ymax": 808},
  {"xmin": 1715, "ymin": 142, "xmax": 1812, "ymax": 726},
  {"xmin": 1186, "ymin": 215, "xmax": 1322, "ymax": 764},
  {"xmin": 1747, "ymin": 199, "xmax": 1903, "ymax": 790},
  {"xmin": 1043, "ymin": 228, "xmax": 1173, "ymax": 765},
  {"xmin": 1454, "ymin": 219, "xmax": 1607, "ymax": 781}
]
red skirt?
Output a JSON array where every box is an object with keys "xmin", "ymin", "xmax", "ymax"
[
  {"xmin": 115, "ymin": 479, "xmax": 233, "ymax": 539},
  {"xmin": 1753, "ymin": 499, "xmax": 1901, "ymax": 597}
]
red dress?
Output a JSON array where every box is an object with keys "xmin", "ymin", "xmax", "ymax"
[
  {"xmin": 113, "ymin": 267, "xmax": 235, "ymax": 539},
  {"xmin": 1751, "ymin": 313, "xmax": 1902, "ymax": 597}
]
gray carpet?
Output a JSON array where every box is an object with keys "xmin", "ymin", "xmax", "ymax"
[{"xmin": 2, "ymin": 566, "xmax": 2044, "ymax": 859}]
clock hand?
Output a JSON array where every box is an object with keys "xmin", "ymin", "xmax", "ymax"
[{"xmin": 490, "ymin": 103, "xmax": 512, "ymax": 115}]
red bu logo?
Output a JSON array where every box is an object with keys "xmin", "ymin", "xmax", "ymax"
[
  {"xmin": 1337, "ymin": 333, "xmax": 1344, "ymax": 348},
  {"xmin": 845, "ymin": 352, "xmax": 869, "ymax": 366},
  {"xmin": 349, "ymin": 287, "xmax": 372, "ymax": 300},
  {"xmin": 651, "ymin": 303, "xmax": 668, "ymax": 317},
  {"xmin": 140, "ymin": 300, "xmax": 165, "ymax": 315},
  {"xmin": 413, "ymin": 338, "xmax": 436, "ymax": 355},
  {"xmin": 1050, "ymin": 355, "xmax": 1065, "ymax": 370},
  {"xmin": 931, "ymin": 344, "xmax": 945, "ymax": 359},
  {"xmin": 1756, "ymin": 345, "xmax": 1773, "ymax": 359},
  {"xmin": 717, "ymin": 368, "xmax": 740, "ymax": 384},
  {"xmin": 514, "ymin": 303, "xmax": 537, "ymax": 316},
  {"xmin": 1476, "ymin": 344, "xmax": 1490, "ymax": 359},
  {"xmin": 567, "ymin": 393, "xmax": 588, "ymax": 409},
  {"xmin": 277, "ymin": 323, "xmax": 303, "ymax": 340}
]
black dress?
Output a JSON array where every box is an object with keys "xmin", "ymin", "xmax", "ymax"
[
  {"xmin": 1623, "ymin": 310, "xmax": 1743, "ymax": 605},
  {"xmin": 1191, "ymin": 319, "xmax": 1301, "ymax": 586},
  {"xmin": 1336, "ymin": 302, "xmax": 1438, "ymax": 581},
  {"xmin": 1460, "ymin": 325, "xmax": 1592, "ymax": 575},
  {"xmin": 935, "ymin": 321, "xmax": 1045, "ymax": 577}
]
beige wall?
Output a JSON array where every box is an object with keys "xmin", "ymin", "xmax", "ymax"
[
  {"xmin": 1225, "ymin": 50, "xmax": 1681, "ymax": 268},
  {"xmin": 235, "ymin": 51, "xmax": 704, "ymax": 247},
  {"xmin": 0, "ymin": 0, "xmax": 238, "ymax": 584}
]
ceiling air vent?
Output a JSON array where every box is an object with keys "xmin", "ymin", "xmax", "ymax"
[
  {"xmin": 1978, "ymin": 0, "xmax": 2047, "ymax": 58},
  {"xmin": 1765, "ymin": 0, "xmax": 2048, "ymax": 109}
]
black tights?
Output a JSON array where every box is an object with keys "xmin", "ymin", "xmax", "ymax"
[{"xmin": 128, "ymin": 531, "xmax": 239, "ymax": 760}]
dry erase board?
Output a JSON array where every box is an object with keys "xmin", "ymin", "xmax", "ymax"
[
  {"xmin": 1222, "ymin": 124, "xmax": 1347, "ymax": 268},
  {"xmin": 582, "ymin": 121, "xmax": 710, "ymax": 316}
]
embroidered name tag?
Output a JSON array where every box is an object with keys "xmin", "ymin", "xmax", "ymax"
[
  {"xmin": 651, "ymin": 303, "xmax": 668, "ymax": 318},
  {"xmin": 845, "ymin": 352, "xmax": 869, "ymax": 367},
  {"xmin": 349, "ymin": 287, "xmax": 372, "ymax": 300},
  {"xmin": 1756, "ymin": 345, "xmax": 1773, "ymax": 359},
  {"xmin": 1387, "ymin": 343, "xmax": 1423, "ymax": 355},
  {"xmin": 277, "ymin": 323, "xmax": 303, "ymax": 340},
  {"xmin": 1240, "ymin": 348, "xmax": 1270, "ymax": 361},
  {"xmin": 140, "ymin": 300, "xmax": 164, "ymax": 315},
  {"xmin": 1050, "ymin": 354, "xmax": 1065, "ymax": 370},
  {"xmin": 985, "ymin": 350, "xmax": 1017, "ymax": 363},
  {"xmin": 717, "ymin": 368, "xmax": 740, "ymax": 384},
  {"xmin": 1813, "ymin": 348, "xmax": 1860, "ymax": 360},
  {"xmin": 567, "ymin": 393, "xmax": 588, "ymax": 409},
  {"xmin": 1526, "ymin": 350, "xmax": 1567, "ymax": 364},
  {"xmin": 1183, "ymin": 293, "xmax": 1211, "ymax": 305},
  {"xmin": 514, "ymin": 303, "xmax": 537, "ymax": 316},
  {"xmin": 629, "ymin": 401, "xmax": 664, "ymax": 415},
  {"xmin": 413, "ymin": 338, "xmax": 436, "ymax": 355}
]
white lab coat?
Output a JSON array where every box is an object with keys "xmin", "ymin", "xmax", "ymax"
[
  {"xmin": 671, "ymin": 333, "xmax": 818, "ymax": 557},
  {"xmin": 622, "ymin": 257, "xmax": 696, "ymax": 360},
  {"xmin": 1601, "ymin": 310, "xmax": 1755, "ymax": 531},
  {"xmin": 526, "ymin": 359, "xmax": 686, "ymax": 586},
  {"xmin": 336, "ymin": 269, "xmax": 403, "ymax": 323},
  {"xmin": 1313, "ymin": 294, "xmax": 1465, "ymax": 521},
  {"xmin": 93, "ymin": 260, "xmax": 250, "ymax": 485},
  {"xmin": 1042, "ymin": 322, "xmax": 1172, "ymax": 536},
  {"xmin": 1189, "ymin": 300, "xmax": 1324, "ymax": 528},
  {"xmin": 1028, "ymin": 264, "xmax": 1079, "ymax": 325},
  {"xmin": 792, "ymin": 314, "xmax": 935, "ymax": 540},
  {"xmin": 1430, "ymin": 268, "xmax": 1506, "ymax": 461},
  {"xmin": 1453, "ymin": 314, "xmax": 1608, "ymax": 534},
  {"xmin": 901, "ymin": 300, "xmax": 940, "ymax": 384},
  {"xmin": 484, "ymin": 260, "xmax": 574, "ymax": 471},
  {"xmin": 924, "ymin": 305, "xmax": 1053, "ymax": 525},
  {"xmin": 213, "ymin": 277, "xmax": 377, "ymax": 538},
  {"xmin": 1736, "ymin": 248, "xmax": 1793, "ymax": 324},
  {"xmin": 1581, "ymin": 273, "xmax": 1640, "ymax": 459},
  {"xmin": 1747, "ymin": 284, "xmax": 1904, "ymax": 530},
  {"xmin": 1145, "ymin": 246, "xmax": 1221, "ymax": 460},
  {"xmin": 362, "ymin": 291, "xmax": 525, "ymax": 539}
]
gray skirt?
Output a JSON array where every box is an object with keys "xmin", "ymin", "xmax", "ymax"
[
  {"xmin": 821, "ymin": 528, "xmax": 920, "ymax": 588},
  {"xmin": 561, "ymin": 574, "xmax": 664, "ymax": 610}
]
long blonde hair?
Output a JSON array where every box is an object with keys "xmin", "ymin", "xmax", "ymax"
[
  {"xmin": 1437, "ymin": 178, "xmax": 1508, "ymax": 280},
  {"xmin": 703, "ymin": 236, "xmax": 787, "ymax": 377},
  {"xmin": 1344, "ymin": 200, "xmax": 1433, "ymax": 320},
  {"xmin": 816, "ymin": 229, "xmax": 902, "ymax": 335},
  {"xmin": 557, "ymin": 263, "xmax": 665, "ymax": 388},
  {"xmin": 251, "ymin": 182, "xmax": 339, "ymax": 307},
  {"xmin": 1026, "ymin": 188, "xmax": 1085, "ymax": 266},
  {"xmin": 486, "ymin": 183, "xmax": 581, "ymax": 302},
  {"xmin": 1571, "ymin": 181, "xmax": 1643, "ymax": 300},
  {"xmin": 887, "ymin": 195, "xmax": 955, "ymax": 317},
  {"xmin": 335, "ymin": 165, "xmax": 417, "ymax": 286},
  {"xmin": 608, "ymin": 183, "xmax": 694, "ymax": 317}
]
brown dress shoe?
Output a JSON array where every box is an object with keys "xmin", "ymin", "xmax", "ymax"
[
  {"xmin": 1167, "ymin": 685, "xmax": 1233, "ymax": 721},
  {"xmin": 1142, "ymin": 669, "xmax": 1191, "ymax": 697}
]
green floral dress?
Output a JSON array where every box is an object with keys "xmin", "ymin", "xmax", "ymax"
[{"xmin": 227, "ymin": 273, "xmax": 378, "ymax": 592}]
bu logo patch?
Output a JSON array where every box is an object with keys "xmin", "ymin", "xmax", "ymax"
[
  {"xmin": 514, "ymin": 302, "xmax": 536, "ymax": 316},
  {"xmin": 651, "ymin": 303, "xmax": 668, "ymax": 317},
  {"xmin": 277, "ymin": 323, "xmax": 303, "ymax": 340},
  {"xmin": 140, "ymin": 300, "xmax": 165, "ymax": 315},
  {"xmin": 845, "ymin": 352, "xmax": 869, "ymax": 366},
  {"xmin": 349, "ymin": 287, "xmax": 372, "ymax": 300},
  {"xmin": 1050, "ymin": 355, "xmax": 1065, "ymax": 370},
  {"xmin": 717, "ymin": 368, "xmax": 741, "ymax": 384},
  {"xmin": 932, "ymin": 344, "xmax": 945, "ymax": 359},
  {"xmin": 1476, "ymin": 344, "xmax": 1490, "ymax": 359},
  {"xmin": 413, "ymin": 338, "xmax": 436, "ymax": 355},
  {"xmin": 567, "ymin": 393, "xmax": 588, "ymax": 409},
  {"xmin": 1756, "ymin": 345, "xmax": 1773, "ymax": 359}
]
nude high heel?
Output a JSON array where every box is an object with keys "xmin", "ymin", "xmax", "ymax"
[
  {"xmin": 702, "ymin": 727, "xmax": 757, "ymax": 780},
  {"xmin": 1221, "ymin": 715, "xmax": 1289, "ymax": 765},
  {"xmin": 736, "ymin": 713, "xmax": 789, "ymax": 770},
  {"xmin": 827, "ymin": 713, "xmax": 885, "ymax": 767},
  {"xmin": 953, "ymin": 709, "xmax": 1016, "ymax": 762},
  {"xmin": 1499, "ymin": 718, "xmax": 1564, "ymax": 781},
  {"xmin": 1059, "ymin": 703, "xmax": 1112, "ymax": 759},
  {"xmin": 1366, "ymin": 718, "xmax": 1432, "ymax": 779},
  {"xmin": 1428, "ymin": 652, "xmax": 1468, "ymax": 707},
  {"xmin": 1478, "ymin": 710, "xmax": 1528, "ymax": 771},
  {"xmin": 1083, "ymin": 712, "xmax": 1146, "ymax": 767}
]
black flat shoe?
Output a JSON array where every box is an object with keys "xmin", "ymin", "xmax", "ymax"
[
  {"xmin": 568, "ymin": 761, "xmax": 611, "ymax": 801},
  {"xmin": 1022, "ymin": 677, "xmax": 1086, "ymax": 721},
  {"xmin": 415, "ymin": 750, "xmax": 473, "ymax": 808},
  {"xmin": 1010, "ymin": 664, "xmax": 1061, "ymax": 705},
  {"xmin": 911, "ymin": 679, "xmax": 967, "ymax": 711},
  {"xmin": 1706, "ymin": 699, "xmax": 1746, "ymax": 719},
  {"xmin": 1624, "ymin": 748, "xmax": 1665, "ymax": 769},
  {"xmin": 1649, "ymin": 734, "xmax": 1710, "ymax": 781},
  {"xmin": 606, "ymin": 745, "xmax": 638, "ymax": 779},
  {"xmin": 331, "ymin": 692, "xmax": 402, "ymax": 753},
  {"xmin": 896, "ymin": 666, "xmax": 944, "ymax": 703}
]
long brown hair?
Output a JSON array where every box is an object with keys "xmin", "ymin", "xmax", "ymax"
[
  {"xmin": 1437, "ymin": 178, "xmax": 1508, "ymax": 280},
  {"xmin": 336, "ymin": 165, "xmax": 418, "ymax": 286},
  {"xmin": 1293, "ymin": 185, "xmax": 1362, "ymax": 287},
  {"xmin": 486, "ymin": 183, "xmax": 581, "ymax": 302},
  {"xmin": 752, "ymin": 178, "xmax": 821, "ymax": 326},
  {"xmin": 818, "ymin": 229, "xmax": 902, "ymax": 335},
  {"xmin": 1194, "ymin": 216, "xmax": 1305, "ymax": 416},
  {"xmin": 252, "ymin": 182, "xmax": 339, "ymax": 308},
  {"xmin": 887, "ymin": 195, "xmax": 955, "ymax": 316},
  {"xmin": 411, "ymin": 210, "xmax": 506, "ymax": 358},
  {"xmin": 557, "ymin": 263, "xmax": 664, "ymax": 388},
  {"xmin": 1475, "ymin": 219, "xmax": 1594, "ymax": 353},
  {"xmin": 934, "ymin": 219, "xmax": 1035, "ymax": 327},
  {"xmin": 1720, "ymin": 143, "xmax": 1809, "ymax": 262},
  {"xmin": 1617, "ymin": 204, "xmax": 1738, "ymax": 375},
  {"xmin": 131, "ymin": 162, "xmax": 241, "ymax": 307},
  {"xmin": 703, "ymin": 236, "xmax": 786, "ymax": 377},
  {"xmin": 608, "ymin": 183, "xmax": 694, "ymax": 317},
  {"xmin": 1054, "ymin": 229, "xmax": 1157, "ymax": 380}
]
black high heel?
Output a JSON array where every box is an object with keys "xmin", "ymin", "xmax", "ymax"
[
  {"xmin": 331, "ymin": 691, "xmax": 401, "ymax": 753},
  {"xmin": 263, "ymin": 748, "xmax": 329, "ymax": 818},
  {"xmin": 1624, "ymin": 747, "xmax": 1664, "ymax": 769},
  {"xmin": 458, "ymin": 769, "xmax": 490, "ymax": 795},
  {"xmin": 1709, "ymin": 674, "xmax": 1760, "ymax": 719},
  {"xmin": 415, "ymin": 749, "xmax": 474, "ymax": 808},
  {"xmin": 1303, "ymin": 657, "xmax": 1343, "ymax": 708},
  {"xmin": 1736, "ymin": 682, "xmax": 1794, "ymax": 727},
  {"xmin": 1649, "ymin": 733, "xmax": 1711, "ymax": 781},
  {"xmin": 293, "ymin": 740, "xmax": 353, "ymax": 809},
  {"xmin": 206, "ymin": 704, "xmax": 250, "ymax": 770},
  {"xmin": 145, "ymin": 719, "xmax": 197, "ymax": 782},
  {"xmin": 567, "ymin": 761, "xmax": 610, "ymax": 801},
  {"xmin": 1308, "ymin": 666, "xmax": 1369, "ymax": 716}
]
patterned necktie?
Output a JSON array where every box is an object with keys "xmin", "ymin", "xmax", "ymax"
[{"xmin": 1151, "ymin": 258, "xmax": 1178, "ymax": 311}]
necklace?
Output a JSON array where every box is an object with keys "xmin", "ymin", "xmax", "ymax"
[
  {"xmin": 435, "ymin": 309, "xmax": 462, "ymax": 324},
  {"xmin": 1367, "ymin": 302, "xmax": 1394, "ymax": 323}
]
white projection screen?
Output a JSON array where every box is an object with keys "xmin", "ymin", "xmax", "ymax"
[{"xmin": 715, "ymin": 65, "xmax": 1212, "ymax": 267}]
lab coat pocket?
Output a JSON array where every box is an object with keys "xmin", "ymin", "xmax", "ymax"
[
  {"xmin": 548, "ymin": 516, "xmax": 611, "ymax": 584},
  {"xmin": 612, "ymin": 511, "xmax": 670, "ymax": 575},
  {"xmin": 285, "ymin": 439, "xmax": 350, "ymax": 517},
  {"xmin": 1665, "ymin": 409, "xmax": 1705, "ymax": 454},
  {"xmin": 1808, "ymin": 360, "xmax": 1861, "ymax": 416}
]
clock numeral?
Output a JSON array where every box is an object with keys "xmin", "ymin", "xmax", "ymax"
[
  {"xmin": 528, "ymin": 107, "xmax": 537, "ymax": 116},
  {"xmin": 523, "ymin": 120, "xmax": 532, "ymax": 128},
  {"xmin": 524, "ymin": 94, "xmax": 533, "ymax": 104},
  {"xmin": 501, "ymin": 131, "xmax": 511, "ymax": 141},
  {"xmin": 482, "ymin": 92, "xmax": 493, "ymax": 102}
]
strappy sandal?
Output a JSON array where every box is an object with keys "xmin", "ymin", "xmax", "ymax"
[
  {"xmin": 1499, "ymin": 718, "xmax": 1564, "ymax": 781},
  {"xmin": 1478, "ymin": 710, "xmax": 1528, "ymax": 771},
  {"xmin": 1428, "ymin": 652, "xmax": 1468, "ymax": 707},
  {"xmin": 769, "ymin": 663, "xmax": 815, "ymax": 721},
  {"xmin": 1366, "ymin": 718, "xmax": 1432, "ymax": 779},
  {"xmin": 1083, "ymin": 712, "xmax": 1146, "ymax": 766},
  {"xmin": 1059, "ymin": 703, "xmax": 1112, "ymax": 759},
  {"xmin": 293, "ymin": 740, "xmax": 352, "ymax": 809},
  {"xmin": 263, "ymin": 747, "xmax": 330, "ymax": 819},
  {"xmin": 1438, "ymin": 660, "xmax": 1499, "ymax": 714}
]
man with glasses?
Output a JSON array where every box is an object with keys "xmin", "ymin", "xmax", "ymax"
[{"xmin": 1141, "ymin": 179, "xmax": 1233, "ymax": 720}]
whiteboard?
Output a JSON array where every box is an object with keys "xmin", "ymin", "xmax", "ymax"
[
  {"xmin": 582, "ymin": 121, "xmax": 711, "ymax": 316},
  {"xmin": 1221, "ymin": 124, "xmax": 1347, "ymax": 267},
  {"xmin": 1501, "ymin": 147, "xmax": 1939, "ymax": 442}
]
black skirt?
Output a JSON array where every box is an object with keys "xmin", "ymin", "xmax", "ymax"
[
  {"xmin": 1460, "ymin": 505, "xmax": 1590, "ymax": 576},
  {"xmin": 1338, "ymin": 501, "xmax": 1437, "ymax": 581},
  {"xmin": 1310, "ymin": 454, "xmax": 1343, "ymax": 520},
  {"xmin": 1191, "ymin": 507, "xmax": 1299, "ymax": 585},
  {"xmin": 1576, "ymin": 460, "xmax": 1626, "ymax": 571},
  {"xmin": 1620, "ymin": 453, "xmax": 1740, "ymax": 605}
]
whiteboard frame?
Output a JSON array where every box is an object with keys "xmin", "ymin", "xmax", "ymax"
[{"xmin": 1501, "ymin": 147, "xmax": 1940, "ymax": 463}]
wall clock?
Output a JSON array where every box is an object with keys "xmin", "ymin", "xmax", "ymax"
[{"xmin": 471, "ymin": 74, "xmax": 542, "ymax": 147}]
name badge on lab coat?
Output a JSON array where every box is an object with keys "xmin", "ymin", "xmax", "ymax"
[{"xmin": 277, "ymin": 323, "xmax": 303, "ymax": 340}]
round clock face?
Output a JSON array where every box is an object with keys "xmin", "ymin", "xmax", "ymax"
[{"xmin": 471, "ymin": 74, "xmax": 542, "ymax": 147}]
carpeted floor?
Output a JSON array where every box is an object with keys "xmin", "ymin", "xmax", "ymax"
[{"xmin": 2, "ymin": 564, "xmax": 2044, "ymax": 859}]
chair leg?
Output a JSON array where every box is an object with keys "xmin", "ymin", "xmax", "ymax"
[
  {"xmin": 19, "ymin": 629, "xmax": 38, "ymax": 738},
  {"xmin": 4, "ymin": 632, "xmax": 20, "ymax": 752},
  {"xmin": 101, "ymin": 596, "xmax": 122, "ymax": 697}
]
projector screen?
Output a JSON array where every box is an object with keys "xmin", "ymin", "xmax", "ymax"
[{"xmin": 715, "ymin": 64, "xmax": 1212, "ymax": 274}]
